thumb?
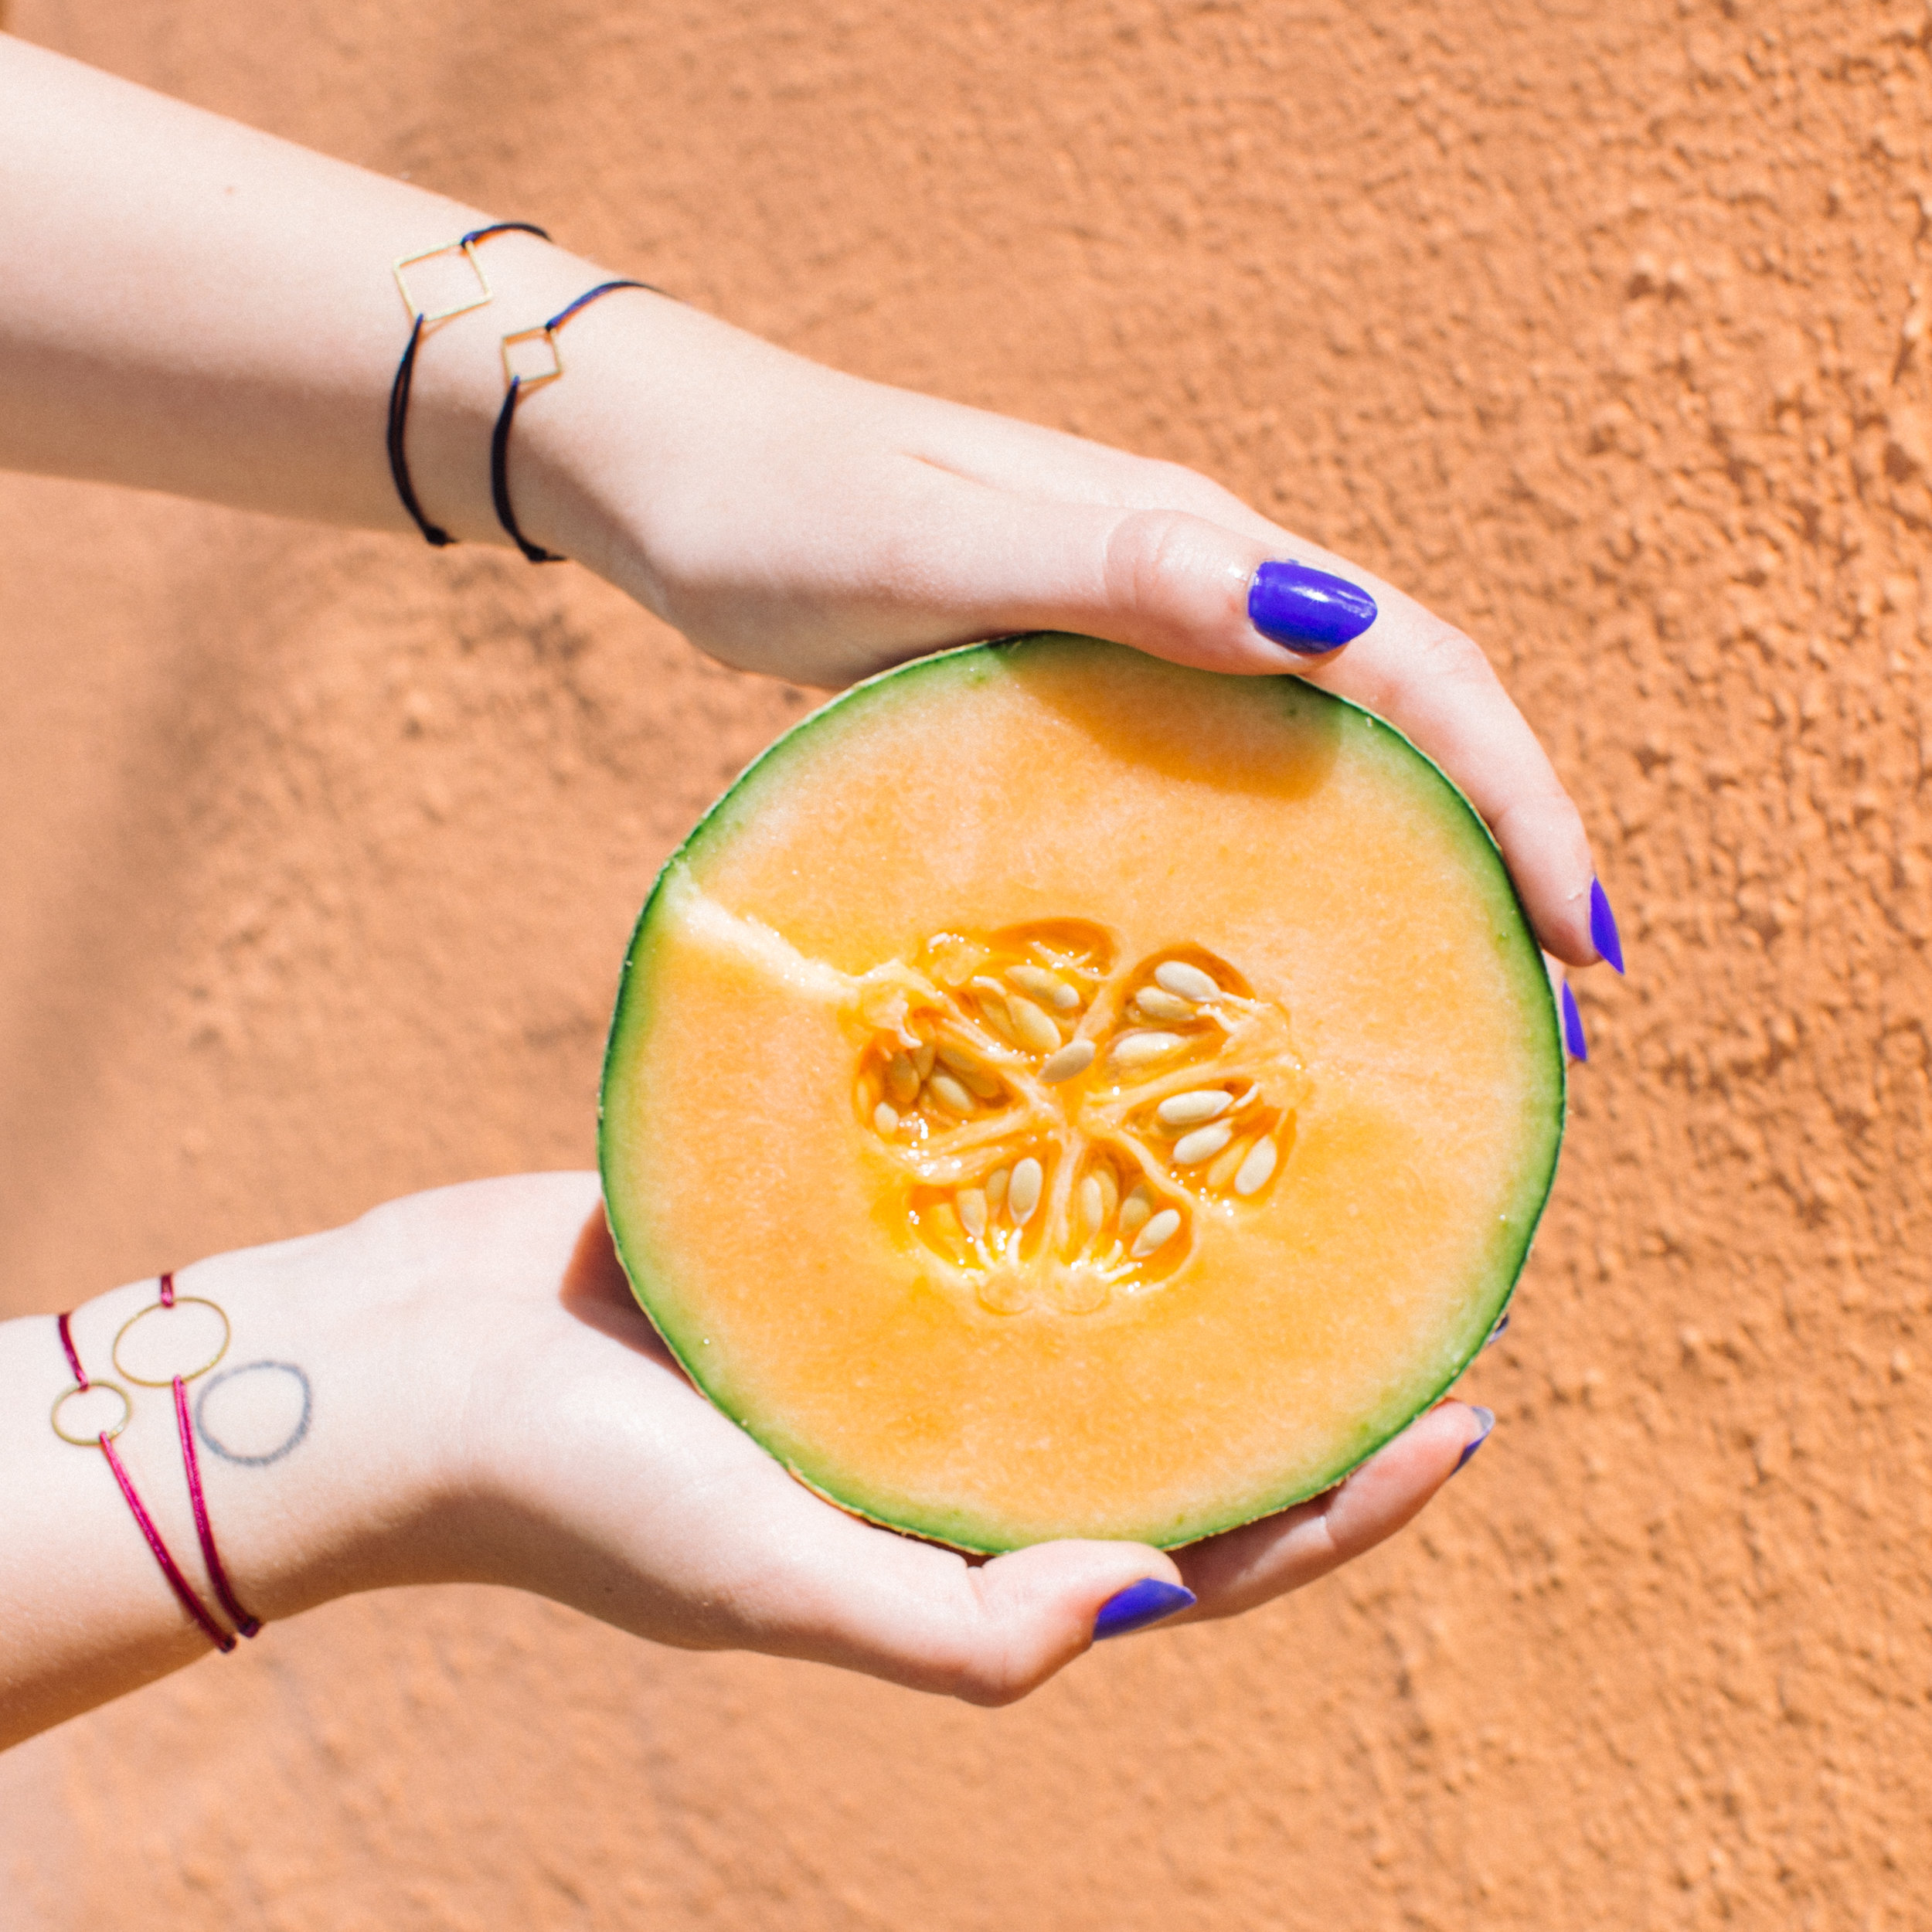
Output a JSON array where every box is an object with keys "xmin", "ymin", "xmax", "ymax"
[
  {"xmin": 784, "ymin": 1526, "xmax": 1194, "ymax": 1706},
  {"xmin": 937, "ymin": 492, "xmax": 1365, "ymax": 675}
]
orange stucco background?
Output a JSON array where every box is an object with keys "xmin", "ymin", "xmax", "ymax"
[{"xmin": 2, "ymin": 0, "xmax": 1929, "ymax": 1923}]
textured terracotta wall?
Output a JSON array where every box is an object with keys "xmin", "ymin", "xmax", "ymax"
[{"xmin": 3, "ymin": 0, "xmax": 1929, "ymax": 1923}]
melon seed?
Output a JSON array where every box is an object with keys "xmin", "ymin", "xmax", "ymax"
[
  {"xmin": 957, "ymin": 1188, "xmax": 988, "ymax": 1240},
  {"xmin": 886, "ymin": 1053, "xmax": 920, "ymax": 1106},
  {"xmin": 913, "ymin": 1041, "xmax": 937, "ymax": 1080},
  {"xmin": 1114, "ymin": 1031, "xmax": 1183, "ymax": 1066},
  {"xmin": 1118, "ymin": 1182, "xmax": 1155, "ymax": 1239},
  {"xmin": 1079, "ymin": 1173, "xmax": 1107, "ymax": 1236},
  {"xmin": 929, "ymin": 1072, "xmax": 975, "ymax": 1114},
  {"xmin": 1040, "ymin": 1039, "xmax": 1096, "ymax": 1083},
  {"xmin": 1155, "ymin": 961, "xmax": 1220, "ymax": 1002},
  {"xmin": 1157, "ymin": 1088, "xmax": 1230, "ymax": 1128},
  {"xmin": 1009, "ymin": 1157, "xmax": 1043, "ymax": 1224},
  {"xmin": 1093, "ymin": 1165, "xmax": 1120, "ymax": 1226},
  {"xmin": 1131, "ymin": 1207, "xmax": 1182, "ymax": 1260},
  {"xmin": 1234, "ymin": 1137, "xmax": 1278, "ymax": 1196},
  {"xmin": 1173, "ymin": 1121, "xmax": 1234, "ymax": 1166},
  {"xmin": 937, "ymin": 1048, "xmax": 1002, "ymax": 1099},
  {"xmin": 1006, "ymin": 995, "xmax": 1062, "ymax": 1053},
  {"xmin": 1134, "ymin": 988, "xmax": 1194, "ymax": 1022},
  {"xmin": 1009, "ymin": 964, "xmax": 1080, "ymax": 1012},
  {"xmin": 987, "ymin": 1166, "xmax": 1009, "ymax": 1209},
  {"xmin": 873, "ymin": 1102, "xmax": 900, "ymax": 1135},
  {"xmin": 1206, "ymin": 1136, "xmax": 1249, "ymax": 1189}
]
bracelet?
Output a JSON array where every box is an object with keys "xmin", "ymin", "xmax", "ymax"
[
  {"xmin": 490, "ymin": 278, "xmax": 667, "ymax": 563},
  {"xmin": 387, "ymin": 220, "xmax": 553, "ymax": 547},
  {"xmin": 51, "ymin": 1273, "xmax": 261, "ymax": 1653}
]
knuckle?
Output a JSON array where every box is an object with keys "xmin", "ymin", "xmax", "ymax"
[
  {"xmin": 1101, "ymin": 509, "xmax": 1207, "ymax": 624},
  {"xmin": 1409, "ymin": 619, "xmax": 1496, "ymax": 690}
]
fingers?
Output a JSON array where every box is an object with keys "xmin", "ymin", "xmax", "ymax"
[
  {"xmin": 1294, "ymin": 601, "xmax": 1600, "ymax": 964},
  {"xmin": 1168, "ymin": 1400, "xmax": 1488, "ymax": 1622},
  {"xmin": 766, "ymin": 1529, "xmax": 1193, "ymax": 1706}
]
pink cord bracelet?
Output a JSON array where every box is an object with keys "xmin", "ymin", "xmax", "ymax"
[{"xmin": 52, "ymin": 1273, "xmax": 263, "ymax": 1653}]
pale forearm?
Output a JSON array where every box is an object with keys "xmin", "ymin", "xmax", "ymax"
[{"xmin": 0, "ymin": 34, "xmax": 610, "ymax": 544}]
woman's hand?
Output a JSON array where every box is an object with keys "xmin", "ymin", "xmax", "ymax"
[
  {"xmin": 522, "ymin": 298, "xmax": 1606, "ymax": 967},
  {"xmin": 442, "ymin": 1175, "xmax": 1487, "ymax": 1699},
  {"xmin": 1, "ymin": 39, "xmax": 1615, "ymax": 972},
  {"xmin": 0, "ymin": 1174, "xmax": 1489, "ymax": 1744}
]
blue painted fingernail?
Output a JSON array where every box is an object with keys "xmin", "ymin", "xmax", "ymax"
[
  {"xmin": 1093, "ymin": 1577, "xmax": 1196, "ymax": 1641},
  {"xmin": 1455, "ymin": 1406, "xmax": 1495, "ymax": 1472},
  {"xmin": 1483, "ymin": 1310, "xmax": 1512, "ymax": 1349},
  {"xmin": 1560, "ymin": 981, "xmax": 1587, "ymax": 1061},
  {"xmin": 1248, "ymin": 560, "xmax": 1378, "ymax": 655},
  {"xmin": 1590, "ymin": 879, "xmax": 1625, "ymax": 975}
]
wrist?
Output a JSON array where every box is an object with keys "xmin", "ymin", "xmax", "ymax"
[{"xmin": 60, "ymin": 1225, "xmax": 467, "ymax": 1624}]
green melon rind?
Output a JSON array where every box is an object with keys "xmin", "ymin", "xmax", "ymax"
[{"xmin": 599, "ymin": 633, "xmax": 1564, "ymax": 1553}]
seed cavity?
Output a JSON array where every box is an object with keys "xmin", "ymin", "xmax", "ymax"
[
  {"xmin": 1131, "ymin": 1207, "xmax": 1182, "ymax": 1259},
  {"xmin": 879, "ymin": 927, "xmax": 1298, "ymax": 1311},
  {"xmin": 1155, "ymin": 961, "xmax": 1220, "ymax": 1002},
  {"xmin": 1234, "ymin": 1137, "xmax": 1278, "ymax": 1196},
  {"xmin": 1041, "ymin": 1039, "xmax": 1096, "ymax": 1083},
  {"xmin": 1157, "ymin": 1088, "xmax": 1230, "ymax": 1128},
  {"xmin": 1113, "ymin": 1031, "xmax": 1182, "ymax": 1067},
  {"xmin": 1009, "ymin": 1157, "xmax": 1043, "ymax": 1224},
  {"xmin": 1173, "ymin": 1121, "xmax": 1235, "ymax": 1166}
]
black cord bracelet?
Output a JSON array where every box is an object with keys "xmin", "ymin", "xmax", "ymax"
[
  {"xmin": 490, "ymin": 279, "xmax": 667, "ymax": 564},
  {"xmin": 386, "ymin": 220, "xmax": 553, "ymax": 547}
]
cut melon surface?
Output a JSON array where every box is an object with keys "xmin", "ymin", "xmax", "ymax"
[{"xmin": 600, "ymin": 635, "xmax": 1564, "ymax": 1551}]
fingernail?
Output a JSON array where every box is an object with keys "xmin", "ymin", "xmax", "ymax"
[
  {"xmin": 1590, "ymin": 878, "xmax": 1625, "ymax": 975},
  {"xmin": 1093, "ymin": 1577, "xmax": 1196, "ymax": 1641},
  {"xmin": 1455, "ymin": 1406, "xmax": 1496, "ymax": 1472},
  {"xmin": 1483, "ymin": 1311, "xmax": 1512, "ymax": 1349},
  {"xmin": 1248, "ymin": 560, "xmax": 1378, "ymax": 655},
  {"xmin": 1560, "ymin": 981, "xmax": 1588, "ymax": 1061}
]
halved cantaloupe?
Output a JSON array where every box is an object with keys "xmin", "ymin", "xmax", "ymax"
[{"xmin": 600, "ymin": 634, "xmax": 1563, "ymax": 1551}]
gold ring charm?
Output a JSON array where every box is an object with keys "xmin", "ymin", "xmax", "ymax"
[
  {"xmin": 52, "ymin": 1379, "xmax": 133, "ymax": 1447},
  {"xmin": 111, "ymin": 1296, "xmax": 232, "ymax": 1388}
]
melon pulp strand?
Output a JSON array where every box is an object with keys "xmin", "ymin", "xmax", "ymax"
[{"xmin": 600, "ymin": 634, "xmax": 1564, "ymax": 1552}]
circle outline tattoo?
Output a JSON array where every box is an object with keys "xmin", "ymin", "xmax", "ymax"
[{"xmin": 193, "ymin": 1359, "xmax": 312, "ymax": 1468}]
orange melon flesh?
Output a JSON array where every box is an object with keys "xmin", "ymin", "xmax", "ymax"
[{"xmin": 600, "ymin": 635, "xmax": 1563, "ymax": 1550}]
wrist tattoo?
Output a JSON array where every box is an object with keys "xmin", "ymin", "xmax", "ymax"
[{"xmin": 193, "ymin": 1360, "xmax": 312, "ymax": 1468}]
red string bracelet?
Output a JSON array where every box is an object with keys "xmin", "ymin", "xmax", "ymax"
[
  {"xmin": 490, "ymin": 277, "xmax": 669, "ymax": 563},
  {"xmin": 387, "ymin": 219, "xmax": 554, "ymax": 546},
  {"xmin": 52, "ymin": 1307, "xmax": 236, "ymax": 1654},
  {"xmin": 149, "ymin": 1274, "xmax": 262, "ymax": 1638}
]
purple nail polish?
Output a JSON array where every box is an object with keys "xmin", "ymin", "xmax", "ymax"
[
  {"xmin": 1560, "ymin": 981, "xmax": 1587, "ymax": 1061},
  {"xmin": 1248, "ymin": 561, "xmax": 1378, "ymax": 655},
  {"xmin": 1093, "ymin": 1577, "xmax": 1196, "ymax": 1641},
  {"xmin": 1483, "ymin": 1311, "xmax": 1512, "ymax": 1349},
  {"xmin": 1590, "ymin": 879, "xmax": 1625, "ymax": 975},
  {"xmin": 1455, "ymin": 1406, "xmax": 1495, "ymax": 1472}
]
